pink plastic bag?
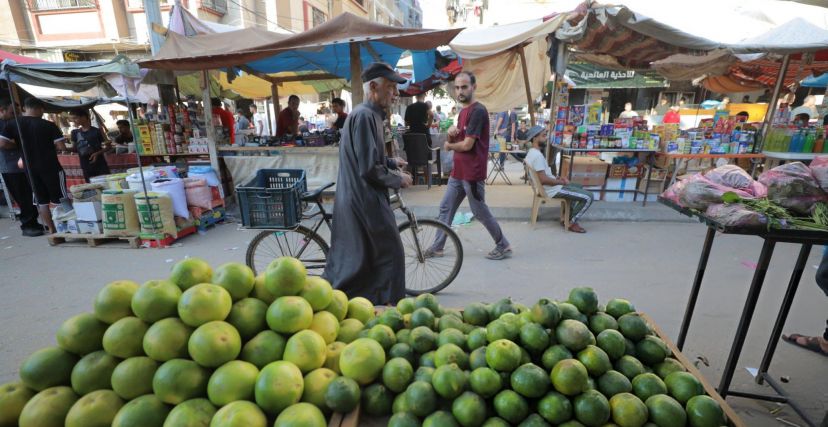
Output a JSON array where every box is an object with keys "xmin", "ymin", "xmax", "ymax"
[
  {"xmin": 183, "ymin": 177, "xmax": 213, "ymax": 210},
  {"xmin": 678, "ymin": 174, "xmax": 755, "ymax": 210},
  {"xmin": 758, "ymin": 162, "xmax": 827, "ymax": 214},
  {"xmin": 661, "ymin": 179, "xmax": 686, "ymax": 204},
  {"xmin": 810, "ymin": 155, "xmax": 828, "ymax": 190},
  {"xmin": 706, "ymin": 203, "xmax": 767, "ymax": 228}
]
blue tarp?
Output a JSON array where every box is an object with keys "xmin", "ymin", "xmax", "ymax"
[
  {"xmin": 802, "ymin": 73, "xmax": 828, "ymax": 88},
  {"xmin": 244, "ymin": 42, "xmax": 435, "ymax": 83}
]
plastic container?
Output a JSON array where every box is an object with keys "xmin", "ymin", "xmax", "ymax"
[
  {"xmin": 151, "ymin": 178, "xmax": 189, "ymax": 218},
  {"xmin": 189, "ymin": 165, "xmax": 220, "ymax": 187},
  {"xmin": 236, "ymin": 169, "xmax": 306, "ymax": 229},
  {"xmin": 127, "ymin": 170, "xmax": 161, "ymax": 191}
]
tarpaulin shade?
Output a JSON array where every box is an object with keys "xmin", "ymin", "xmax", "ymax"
[
  {"xmin": 802, "ymin": 73, "xmax": 828, "ymax": 88},
  {"xmin": 1, "ymin": 55, "xmax": 141, "ymax": 96},
  {"xmin": 728, "ymin": 58, "xmax": 828, "ymax": 88},
  {"xmin": 565, "ymin": 61, "xmax": 668, "ymax": 88},
  {"xmin": 701, "ymin": 75, "xmax": 764, "ymax": 93},
  {"xmin": 0, "ymin": 50, "xmax": 46, "ymax": 65},
  {"xmin": 140, "ymin": 13, "xmax": 462, "ymax": 84}
]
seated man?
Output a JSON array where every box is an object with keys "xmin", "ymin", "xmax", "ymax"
[{"xmin": 524, "ymin": 125, "xmax": 592, "ymax": 233}]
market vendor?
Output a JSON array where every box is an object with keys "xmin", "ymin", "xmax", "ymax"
[
  {"xmin": 663, "ymin": 105, "xmax": 681, "ymax": 124},
  {"xmin": 331, "ymin": 98, "xmax": 347, "ymax": 131},
  {"xmin": 524, "ymin": 125, "xmax": 592, "ymax": 233},
  {"xmin": 68, "ymin": 108, "xmax": 110, "ymax": 181},
  {"xmin": 211, "ymin": 99, "xmax": 235, "ymax": 144},
  {"xmin": 405, "ymin": 93, "xmax": 432, "ymax": 147},
  {"xmin": 113, "ymin": 120, "xmax": 133, "ymax": 145},
  {"xmin": 324, "ymin": 62, "xmax": 412, "ymax": 305},
  {"xmin": 276, "ymin": 95, "xmax": 300, "ymax": 137}
]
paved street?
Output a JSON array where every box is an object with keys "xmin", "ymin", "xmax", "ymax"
[{"xmin": 0, "ymin": 215, "xmax": 825, "ymax": 426}]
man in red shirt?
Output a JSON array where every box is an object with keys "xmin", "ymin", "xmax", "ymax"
[
  {"xmin": 277, "ymin": 95, "xmax": 300, "ymax": 137},
  {"xmin": 212, "ymin": 98, "xmax": 235, "ymax": 144},
  {"xmin": 428, "ymin": 71, "xmax": 511, "ymax": 260},
  {"xmin": 663, "ymin": 104, "xmax": 681, "ymax": 124}
]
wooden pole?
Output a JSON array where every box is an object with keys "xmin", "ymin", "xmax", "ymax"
[
  {"xmin": 350, "ymin": 42, "xmax": 363, "ymax": 105},
  {"xmin": 265, "ymin": 99, "xmax": 273, "ymax": 137},
  {"xmin": 201, "ymin": 70, "xmax": 222, "ymax": 197},
  {"xmin": 271, "ymin": 82, "xmax": 280, "ymax": 128},
  {"xmin": 758, "ymin": 54, "xmax": 791, "ymax": 152},
  {"xmin": 517, "ymin": 45, "xmax": 536, "ymax": 126}
]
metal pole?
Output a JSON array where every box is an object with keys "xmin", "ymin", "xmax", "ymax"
[
  {"xmin": 676, "ymin": 227, "xmax": 716, "ymax": 350},
  {"xmin": 517, "ymin": 45, "xmax": 536, "ymax": 126},
  {"xmin": 758, "ymin": 54, "xmax": 791, "ymax": 152},
  {"xmin": 201, "ymin": 70, "xmax": 220, "ymax": 181}
]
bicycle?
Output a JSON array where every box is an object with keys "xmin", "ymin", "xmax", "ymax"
[{"xmin": 244, "ymin": 181, "xmax": 463, "ymax": 295}]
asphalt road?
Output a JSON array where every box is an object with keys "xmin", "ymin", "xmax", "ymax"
[{"xmin": 0, "ymin": 217, "xmax": 825, "ymax": 426}]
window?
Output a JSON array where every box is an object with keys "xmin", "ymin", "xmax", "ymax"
[
  {"xmin": 200, "ymin": 0, "xmax": 227, "ymax": 14},
  {"xmin": 311, "ymin": 6, "xmax": 326, "ymax": 28},
  {"xmin": 30, "ymin": 0, "xmax": 96, "ymax": 11}
]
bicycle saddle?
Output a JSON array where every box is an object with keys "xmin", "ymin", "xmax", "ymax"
[{"xmin": 301, "ymin": 182, "xmax": 335, "ymax": 201}]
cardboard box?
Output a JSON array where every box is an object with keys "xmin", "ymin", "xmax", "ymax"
[
  {"xmin": 56, "ymin": 220, "xmax": 80, "ymax": 234},
  {"xmin": 638, "ymin": 178, "xmax": 666, "ymax": 195},
  {"xmin": 74, "ymin": 201, "xmax": 103, "ymax": 222},
  {"xmin": 604, "ymin": 177, "xmax": 638, "ymax": 202},
  {"xmin": 608, "ymin": 164, "xmax": 641, "ymax": 179},
  {"xmin": 77, "ymin": 220, "xmax": 103, "ymax": 234},
  {"xmin": 641, "ymin": 166, "xmax": 669, "ymax": 181},
  {"xmin": 560, "ymin": 155, "xmax": 609, "ymax": 187}
]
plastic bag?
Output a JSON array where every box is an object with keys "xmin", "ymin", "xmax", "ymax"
[
  {"xmin": 704, "ymin": 164, "xmax": 767, "ymax": 197},
  {"xmin": 810, "ymin": 155, "xmax": 828, "ymax": 190},
  {"xmin": 758, "ymin": 162, "xmax": 827, "ymax": 214},
  {"xmin": 678, "ymin": 174, "xmax": 755, "ymax": 210},
  {"xmin": 706, "ymin": 203, "xmax": 767, "ymax": 228},
  {"xmin": 660, "ymin": 179, "xmax": 686, "ymax": 204},
  {"xmin": 183, "ymin": 177, "xmax": 213, "ymax": 210}
]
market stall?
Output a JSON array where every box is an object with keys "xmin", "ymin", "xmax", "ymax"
[{"xmin": 139, "ymin": 13, "xmax": 462, "ymax": 195}]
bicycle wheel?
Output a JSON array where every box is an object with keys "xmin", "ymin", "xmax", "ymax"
[
  {"xmin": 398, "ymin": 219, "xmax": 463, "ymax": 295},
  {"xmin": 245, "ymin": 226, "xmax": 329, "ymax": 276}
]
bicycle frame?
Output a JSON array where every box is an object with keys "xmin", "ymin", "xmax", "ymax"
[{"xmin": 391, "ymin": 190, "xmax": 426, "ymax": 263}]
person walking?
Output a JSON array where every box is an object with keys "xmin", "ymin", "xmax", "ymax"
[
  {"xmin": 324, "ymin": 62, "xmax": 412, "ymax": 305},
  {"xmin": 0, "ymin": 98, "xmax": 42, "ymax": 236},
  {"xmin": 429, "ymin": 71, "xmax": 512, "ymax": 260},
  {"xmin": 782, "ymin": 251, "xmax": 828, "ymax": 357},
  {"xmin": 524, "ymin": 125, "xmax": 592, "ymax": 233}
]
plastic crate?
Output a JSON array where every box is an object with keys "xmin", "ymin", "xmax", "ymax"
[{"xmin": 237, "ymin": 169, "xmax": 306, "ymax": 229}]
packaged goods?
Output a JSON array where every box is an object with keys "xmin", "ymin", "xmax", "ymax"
[
  {"xmin": 183, "ymin": 178, "xmax": 213, "ymax": 210},
  {"xmin": 151, "ymin": 178, "xmax": 189, "ymax": 218},
  {"xmin": 135, "ymin": 192, "xmax": 178, "ymax": 237},
  {"xmin": 705, "ymin": 203, "xmax": 767, "ymax": 228},
  {"xmin": 102, "ymin": 190, "xmax": 140, "ymax": 237}
]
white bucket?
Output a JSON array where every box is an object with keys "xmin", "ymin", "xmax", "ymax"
[
  {"xmin": 189, "ymin": 165, "xmax": 220, "ymax": 187},
  {"xmin": 151, "ymin": 178, "xmax": 189, "ymax": 218},
  {"xmin": 126, "ymin": 170, "xmax": 161, "ymax": 191}
]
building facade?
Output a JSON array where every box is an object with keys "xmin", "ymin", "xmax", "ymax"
[{"xmin": 0, "ymin": 0, "xmax": 421, "ymax": 61}]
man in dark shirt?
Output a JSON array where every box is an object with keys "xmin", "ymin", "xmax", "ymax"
[
  {"xmin": 331, "ymin": 98, "xmax": 347, "ymax": 130},
  {"xmin": 429, "ymin": 72, "xmax": 511, "ymax": 260},
  {"xmin": 0, "ymin": 97, "xmax": 68, "ymax": 233},
  {"xmin": 0, "ymin": 98, "xmax": 42, "ymax": 236},
  {"xmin": 277, "ymin": 95, "xmax": 300, "ymax": 137},
  {"xmin": 69, "ymin": 108, "xmax": 110, "ymax": 181},
  {"xmin": 112, "ymin": 119, "xmax": 133, "ymax": 145},
  {"xmin": 405, "ymin": 93, "xmax": 432, "ymax": 147}
]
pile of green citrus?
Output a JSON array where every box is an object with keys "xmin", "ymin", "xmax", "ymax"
[
  {"xmin": 371, "ymin": 288, "xmax": 728, "ymax": 427},
  {"xmin": 0, "ymin": 256, "xmax": 388, "ymax": 427}
]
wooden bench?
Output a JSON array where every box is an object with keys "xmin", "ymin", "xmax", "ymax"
[{"xmin": 524, "ymin": 162, "xmax": 571, "ymax": 230}]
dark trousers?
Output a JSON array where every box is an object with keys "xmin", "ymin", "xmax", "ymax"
[
  {"xmin": 2, "ymin": 172, "xmax": 39, "ymax": 230},
  {"xmin": 816, "ymin": 249, "xmax": 828, "ymax": 339}
]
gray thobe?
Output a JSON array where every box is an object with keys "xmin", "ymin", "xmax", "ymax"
[{"xmin": 324, "ymin": 101, "xmax": 405, "ymax": 305}]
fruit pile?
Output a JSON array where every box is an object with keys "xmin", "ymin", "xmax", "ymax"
[
  {"xmin": 0, "ymin": 256, "xmax": 728, "ymax": 427},
  {"xmin": 369, "ymin": 290, "xmax": 728, "ymax": 427}
]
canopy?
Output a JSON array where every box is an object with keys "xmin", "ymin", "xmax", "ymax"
[
  {"xmin": 802, "ymin": 73, "xmax": 828, "ymax": 88},
  {"xmin": 1, "ymin": 55, "xmax": 141, "ymax": 96},
  {"xmin": 140, "ymin": 13, "xmax": 461, "ymax": 84},
  {"xmin": 558, "ymin": 0, "xmax": 828, "ymax": 69},
  {"xmin": 446, "ymin": 14, "xmax": 571, "ymax": 113},
  {"xmin": 0, "ymin": 50, "xmax": 46, "ymax": 65},
  {"xmin": 565, "ymin": 61, "xmax": 668, "ymax": 89}
]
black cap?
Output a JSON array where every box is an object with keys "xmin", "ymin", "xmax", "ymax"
[{"xmin": 361, "ymin": 62, "xmax": 407, "ymax": 84}]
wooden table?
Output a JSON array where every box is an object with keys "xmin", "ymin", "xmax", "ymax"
[
  {"xmin": 659, "ymin": 153, "xmax": 766, "ymax": 187},
  {"xmin": 550, "ymin": 145, "xmax": 657, "ymax": 206}
]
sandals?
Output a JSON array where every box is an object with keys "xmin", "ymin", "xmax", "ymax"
[
  {"xmin": 568, "ymin": 223, "xmax": 587, "ymax": 233},
  {"xmin": 782, "ymin": 333, "xmax": 828, "ymax": 357}
]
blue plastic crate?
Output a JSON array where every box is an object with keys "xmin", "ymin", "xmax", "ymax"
[{"xmin": 237, "ymin": 169, "xmax": 306, "ymax": 228}]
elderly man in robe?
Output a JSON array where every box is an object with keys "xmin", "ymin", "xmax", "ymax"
[{"xmin": 324, "ymin": 63, "xmax": 413, "ymax": 305}]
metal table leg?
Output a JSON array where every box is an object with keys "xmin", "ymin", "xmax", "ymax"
[
  {"xmin": 717, "ymin": 239, "xmax": 777, "ymax": 397},
  {"xmin": 756, "ymin": 243, "xmax": 812, "ymax": 384},
  {"xmin": 641, "ymin": 153, "xmax": 654, "ymax": 207},
  {"xmin": 677, "ymin": 227, "xmax": 716, "ymax": 350}
]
